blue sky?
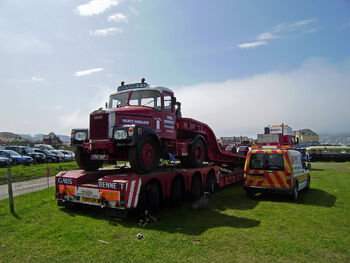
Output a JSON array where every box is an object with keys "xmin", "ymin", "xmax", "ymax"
[{"xmin": 1, "ymin": 0, "xmax": 350, "ymax": 137}]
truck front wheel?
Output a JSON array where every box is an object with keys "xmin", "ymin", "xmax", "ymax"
[
  {"xmin": 129, "ymin": 135, "xmax": 160, "ymax": 174},
  {"xmin": 75, "ymin": 147, "xmax": 103, "ymax": 171}
]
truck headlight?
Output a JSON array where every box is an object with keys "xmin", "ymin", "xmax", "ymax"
[
  {"xmin": 75, "ymin": 131, "xmax": 87, "ymax": 141},
  {"xmin": 114, "ymin": 130, "xmax": 128, "ymax": 140}
]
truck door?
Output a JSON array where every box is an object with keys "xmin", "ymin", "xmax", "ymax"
[{"xmin": 161, "ymin": 91, "xmax": 176, "ymax": 140}]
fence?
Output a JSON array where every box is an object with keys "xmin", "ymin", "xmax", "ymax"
[{"xmin": 1, "ymin": 163, "xmax": 71, "ymax": 214}]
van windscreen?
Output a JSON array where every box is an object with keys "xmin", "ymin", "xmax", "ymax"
[{"xmin": 249, "ymin": 153, "xmax": 284, "ymax": 171}]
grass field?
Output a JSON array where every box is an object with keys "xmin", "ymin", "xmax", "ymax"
[
  {"xmin": 0, "ymin": 162, "xmax": 349, "ymax": 262},
  {"xmin": 0, "ymin": 162, "xmax": 79, "ymax": 185}
]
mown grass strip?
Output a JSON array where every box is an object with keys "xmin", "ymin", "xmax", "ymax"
[{"xmin": 0, "ymin": 162, "xmax": 349, "ymax": 262}]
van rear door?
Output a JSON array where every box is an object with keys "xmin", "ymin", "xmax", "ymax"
[{"xmin": 246, "ymin": 151, "xmax": 289, "ymax": 189}]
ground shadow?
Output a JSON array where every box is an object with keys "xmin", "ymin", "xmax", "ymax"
[
  {"xmin": 243, "ymin": 188, "xmax": 336, "ymax": 208},
  {"xmin": 59, "ymin": 198, "xmax": 260, "ymax": 236}
]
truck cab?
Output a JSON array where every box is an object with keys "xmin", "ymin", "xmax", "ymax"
[{"xmin": 71, "ymin": 80, "xmax": 179, "ymax": 174}]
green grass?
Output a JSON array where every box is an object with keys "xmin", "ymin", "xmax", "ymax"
[
  {"xmin": 0, "ymin": 162, "xmax": 79, "ymax": 185},
  {"xmin": 0, "ymin": 162, "xmax": 349, "ymax": 262}
]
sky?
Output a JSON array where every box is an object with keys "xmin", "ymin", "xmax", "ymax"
[{"xmin": 1, "ymin": 0, "xmax": 350, "ymax": 138}]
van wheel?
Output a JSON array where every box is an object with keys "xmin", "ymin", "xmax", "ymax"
[
  {"xmin": 246, "ymin": 190, "xmax": 254, "ymax": 198},
  {"xmin": 291, "ymin": 181, "xmax": 299, "ymax": 201},
  {"xmin": 305, "ymin": 175, "xmax": 310, "ymax": 191}
]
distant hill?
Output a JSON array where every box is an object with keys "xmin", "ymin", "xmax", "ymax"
[
  {"xmin": 0, "ymin": 132, "xmax": 70, "ymax": 144},
  {"xmin": 0, "ymin": 132, "xmax": 22, "ymax": 139},
  {"xmin": 19, "ymin": 134, "xmax": 70, "ymax": 143}
]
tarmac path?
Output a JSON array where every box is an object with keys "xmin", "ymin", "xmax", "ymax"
[{"xmin": 0, "ymin": 176, "xmax": 56, "ymax": 201}]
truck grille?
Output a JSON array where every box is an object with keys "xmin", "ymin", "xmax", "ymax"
[{"xmin": 90, "ymin": 113, "xmax": 109, "ymax": 140}]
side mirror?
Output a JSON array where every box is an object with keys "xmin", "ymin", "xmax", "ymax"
[{"xmin": 171, "ymin": 97, "xmax": 177, "ymax": 105}]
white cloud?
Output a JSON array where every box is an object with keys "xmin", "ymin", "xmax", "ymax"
[
  {"xmin": 258, "ymin": 32, "xmax": 279, "ymax": 40},
  {"xmin": 238, "ymin": 41, "xmax": 267, "ymax": 49},
  {"xmin": 129, "ymin": 6, "xmax": 139, "ymax": 16},
  {"xmin": 238, "ymin": 18, "xmax": 317, "ymax": 50},
  {"xmin": 108, "ymin": 13, "xmax": 128, "ymax": 23},
  {"xmin": 32, "ymin": 77, "xmax": 44, "ymax": 82},
  {"xmin": 89, "ymin": 27, "xmax": 123, "ymax": 36},
  {"xmin": 172, "ymin": 58, "xmax": 350, "ymax": 136},
  {"xmin": 76, "ymin": 0, "xmax": 123, "ymax": 16},
  {"xmin": 75, "ymin": 68, "xmax": 104, "ymax": 77}
]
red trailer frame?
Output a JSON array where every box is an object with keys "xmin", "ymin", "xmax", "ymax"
[{"xmin": 55, "ymin": 163, "xmax": 243, "ymax": 215}]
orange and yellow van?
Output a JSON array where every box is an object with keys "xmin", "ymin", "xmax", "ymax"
[{"xmin": 244, "ymin": 148, "xmax": 310, "ymax": 200}]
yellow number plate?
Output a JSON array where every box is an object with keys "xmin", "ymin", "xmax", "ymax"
[{"xmin": 81, "ymin": 197, "xmax": 99, "ymax": 204}]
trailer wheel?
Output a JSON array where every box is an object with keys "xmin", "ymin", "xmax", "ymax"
[
  {"xmin": 146, "ymin": 183, "xmax": 160, "ymax": 213},
  {"xmin": 191, "ymin": 175, "xmax": 202, "ymax": 201},
  {"xmin": 205, "ymin": 172, "xmax": 215, "ymax": 193},
  {"xmin": 75, "ymin": 147, "xmax": 103, "ymax": 171},
  {"xmin": 170, "ymin": 177, "xmax": 183, "ymax": 207},
  {"xmin": 129, "ymin": 135, "xmax": 160, "ymax": 174},
  {"xmin": 186, "ymin": 138, "xmax": 206, "ymax": 168}
]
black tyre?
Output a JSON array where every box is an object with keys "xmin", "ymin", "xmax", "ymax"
[
  {"xmin": 291, "ymin": 181, "xmax": 299, "ymax": 201},
  {"xmin": 246, "ymin": 190, "xmax": 254, "ymax": 198},
  {"xmin": 146, "ymin": 183, "xmax": 160, "ymax": 213},
  {"xmin": 170, "ymin": 177, "xmax": 183, "ymax": 207},
  {"xmin": 305, "ymin": 175, "xmax": 310, "ymax": 191},
  {"xmin": 47, "ymin": 158, "xmax": 53, "ymax": 163},
  {"xmin": 12, "ymin": 160, "xmax": 18, "ymax": 166},
  {"xmin": 190, "ymin": 176, "xmax": 202, "ymax": 201},
  {"xmin": 186, "ymin": 138, "xmax": 206, "ymax": 168},
  {"xmin": 129, "ymin": 135, "xmax": 160, "ymax": 174},
  {"xmin": 205, "ymin": 172, "xmax": 215, "ymax": 193},
  {"xmin": 75, "ymin": 147, "xmax": 103, "ymax": 171}
]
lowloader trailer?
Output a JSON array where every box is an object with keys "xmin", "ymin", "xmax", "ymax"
[{"xmin": 55, "ymin": 163, "xmax": 243, "ymax": 216}]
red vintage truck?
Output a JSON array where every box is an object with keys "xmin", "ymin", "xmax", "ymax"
[
  {"xmin": 71, "ymin": 79, "xmax": 244, "ymax": 174},
  {"xmin": 57, "ymin": 79, "xmax": 245, "ymax": 215}
]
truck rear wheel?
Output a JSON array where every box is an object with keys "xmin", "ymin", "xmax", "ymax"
[
  {"xmin": 75, "ymin": 147, "xmax": 103, "ymax": 171},
  {"xmin": 182, "ymin": 138, "xmax": 206, "ymax": 168},
  {"xmin": 129, "ymin": 135, "xmax": 160, "ymax": 174}
]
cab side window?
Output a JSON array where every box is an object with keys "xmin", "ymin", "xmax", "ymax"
[{"xmin": 164, "ymin": 94, "xmax": 173, "ymax": 112}]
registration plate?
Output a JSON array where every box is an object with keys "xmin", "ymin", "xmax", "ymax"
[
  {"xmin": 91, "ymin": 155, "xmax": 108, "ymax": 160},
  {"xmin": 255, "ymin": 176, "xmax": 264, "ymax": 181},
  {"xmin": 81, "ymin": 197, "xmax": 99, "ymax": 204}
]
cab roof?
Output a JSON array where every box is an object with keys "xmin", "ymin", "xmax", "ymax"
[{"xmin": 110, "ymin": 82, "xmax": 174, "ymax": 97}]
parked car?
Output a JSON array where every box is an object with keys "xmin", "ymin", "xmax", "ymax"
[
  {"xmin": 5, "ymin": 146, "xmax": 46, "ymax": 164},
  {"xmin": 0, "ymin": 151, "xmax": 11, "ymax": 167},
  {"xmin": 50, "ymin": 150, "xmax": 65, "ymax": 162},
  {"xmin": 59, "ymin": 150, "xmax": 75, "ymax": 162},
  {"xmin": 33, "ymin": 149, "xmax": 59, "ymax": 163},
  {"xmin": 1, "ymin": 150, "xmax": 33, "ymax": 165},
  {"xmin": 34, "ymin": 144, "xmax": 55, "ymax": 151},
  {"xmin": 237, "ymin": 146, "xmax": 250, "ymax": 156},
  {"xmin": 224, "ymin": 145, "xmax": 237, "ymax": 153}
]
